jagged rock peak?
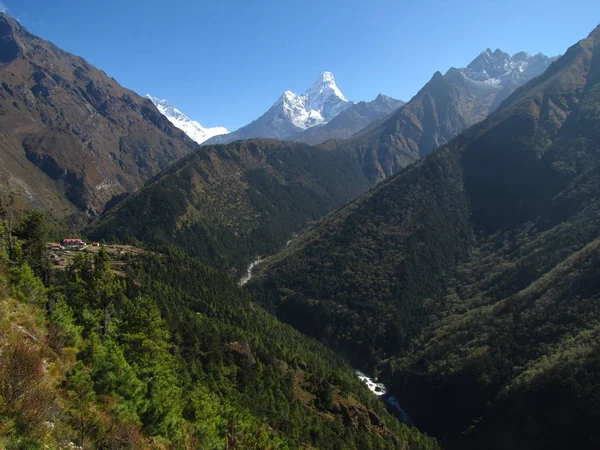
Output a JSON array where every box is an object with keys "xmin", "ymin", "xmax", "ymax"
[{"xmin": 463, "ymin": 47, "xmax": 555, "ymax": 84}]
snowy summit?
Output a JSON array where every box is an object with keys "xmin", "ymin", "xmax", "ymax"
[
  {"xmin": 275, "ymin": 71, "xmax": 350, "ymax": 130},
  {"xmin": 146, "ymin": 95, "xmax": 228, "ymax": 144},
  {"xmin": 204, "ymin": 71, "xmax": 352, "ymax": 145},
  {"xmin": 460, "ymin": 49, "xmax": 556, "ymax": 85}
]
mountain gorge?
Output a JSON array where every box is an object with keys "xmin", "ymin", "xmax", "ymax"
[
  {"xmin": 249, "ymin": 25, "xmax": 600, "ymax": 450},
  {"xmin": 2, "ymin": 8, "xmax": 598, "ymax": 450},
  {"xmin": 0, "ymin": 16, "xmax": 442, "ymax": 449},
  {"xmin": 0, "ymin": 13, "xmax": 201, "ymax": 222}
]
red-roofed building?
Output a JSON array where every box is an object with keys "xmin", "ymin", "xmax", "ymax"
[{"xmin": 63, "ymin": 238, "xmax": 86, "ymax": 247}]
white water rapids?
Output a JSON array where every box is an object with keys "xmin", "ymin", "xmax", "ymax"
[
  {"xmin": 238, "ymin": 258, "xmax": 265, "ymax": 287},
  {"xmin": 356, "ymin": 370, "xmax": 387, "ymax": 396}
]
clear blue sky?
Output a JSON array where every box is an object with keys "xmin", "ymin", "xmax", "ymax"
[{"xmin": 2, "ymin": 0, "xmax": 599, "ymax": 130}]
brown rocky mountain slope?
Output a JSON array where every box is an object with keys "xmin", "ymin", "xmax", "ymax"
[{"xmin": 0, "ymin": 13, "xmax": 198, "ymax": 223}]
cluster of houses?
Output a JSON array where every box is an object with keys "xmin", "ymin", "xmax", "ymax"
[
  {"xmin": 49, "ymin": 239, "xmax": 101, "ymax": 251},
  {"xmin": 63, "ymin": 238, "xmax": 88, "ymax": 247}
]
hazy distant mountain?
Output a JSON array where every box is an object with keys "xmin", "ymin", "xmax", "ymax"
[
  {"xmin": 205, "ymin": 72, "xmax": 352, "ymax": 144},
  {"xmin": 292, "ymin": 94, "xmax": 405, "ymax": 145},
  {"xmin": 334, "ymin": 49, "xmax": 557, "ymax": 182},
  {"xmin": 0, "ymin": 13, "xmax": 198, "ymax": 220},
  {"xmin": 146, "ymin": 95, "xmax": 228, "ymax": 144}
]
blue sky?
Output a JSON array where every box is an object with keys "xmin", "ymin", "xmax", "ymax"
[{"xmin": 2, "ymin": 0, "xmax": 599, "ymax": 130}]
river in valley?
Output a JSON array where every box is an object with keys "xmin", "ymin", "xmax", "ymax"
[
  {"xmin": 356, "ymin": 370, "xmax": 387, "ymax": 396},
  {"xmin": 238, "ymin": 257, "xmax": 265, "ymax": 286},
  {"xmin": 240, "ymin": 258, "xmax": 412, "ymax": 425}
]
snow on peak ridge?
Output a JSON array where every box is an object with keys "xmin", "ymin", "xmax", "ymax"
[
  {"xmin": 276, "ymin": 71, "xmax": 351, "ymax": 130},
  {"xmin": 319, "ymin": 71, "xmax": 335, "ymax": 83},
  {"xmin": 146, "ymin": 94, "xmax": 228, "ymax": 144},
  {"xmin": 462, "ymin": 49, "xmax": 555, "ymax": 85},
  {"xmin": 306, "ymin": 71, "xmax": 347, "ymax": 102},
  {"xmin": 146, "ymin": 95, "xmax": 171, "ymax": 109}
]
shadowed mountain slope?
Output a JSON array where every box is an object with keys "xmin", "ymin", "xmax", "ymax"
[
  {"xmin": 333, "ymin": 50, "xmax": 556, "ymax": 183},
  {"xmin": 249, "ymin": 25, "xmax": 600, "ymax": 450}
]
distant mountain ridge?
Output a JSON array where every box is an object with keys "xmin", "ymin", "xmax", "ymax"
[
  {"xmin": 335, "ymin": 48, "xmax": 557, "ymax": 182},
  {"xmin": 87, "ymin": 48, "xmax": 556, "ymax": 275},
  {"xmin": 292, "ymin": 94, "xmax": 405, "ymax": 145},
  {"xmin": 146, "ymin": 95, "xmax": 228, "ymax": 144},
  {"xmin": 463, "ymin": 48, "xmax": 554, "ymax": 84},
  {"xmin": 205, "ymin": 72, "xmax": 352, "ymax": 144}
]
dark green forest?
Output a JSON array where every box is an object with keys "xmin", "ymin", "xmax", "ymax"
[
  {"xmin": 86, "ymin": 139, "xmax": 372, "ymax": 277},
  {"xmin": 249, "ymin": 24, "xmax": 600, "ymax": 450},
  {"xmin": 0, "ymin": 207, "xmax": 438, "ymax": 449}
]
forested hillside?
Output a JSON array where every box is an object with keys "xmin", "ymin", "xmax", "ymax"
[
  {"xmin": 249, "ymin": 24, "xmax": 600, "ymax": 449},
  {"xmin": 87, "ymin": 139, "xmax": 372, "ymax": 276},
  {"xmin": 0, "ymin": 206, "xmax": 439, "ymax": 449}
]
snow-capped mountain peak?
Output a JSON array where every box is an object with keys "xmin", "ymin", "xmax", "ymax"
[
  {"xmin": 461, "ymin": 49, "xmax": 556, "ymax": 85},
  {"xmin": 146, "ymin": 94, "xmax": 228, "ymax": 145},
  {"xmin": 466, "ymin": 48, "xmax": 512, "ymax": 81},
  {"xmin": 318, "ymin": 71, "xmax": 335, "ymax": 83},
  {"xmin": 147, "ymin": 96, "xmax": 171, "ymax": 110},
  {"xmin": 306, "ymin": 71, "xmax": 347, "ymax": 103},
  {"xmin": 273, "ymin": 71, "xmax": 352, "ymax": 130},
  {"xmin": 203, "ymin": 71, "xmax": 353, "ymax": 145}
]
